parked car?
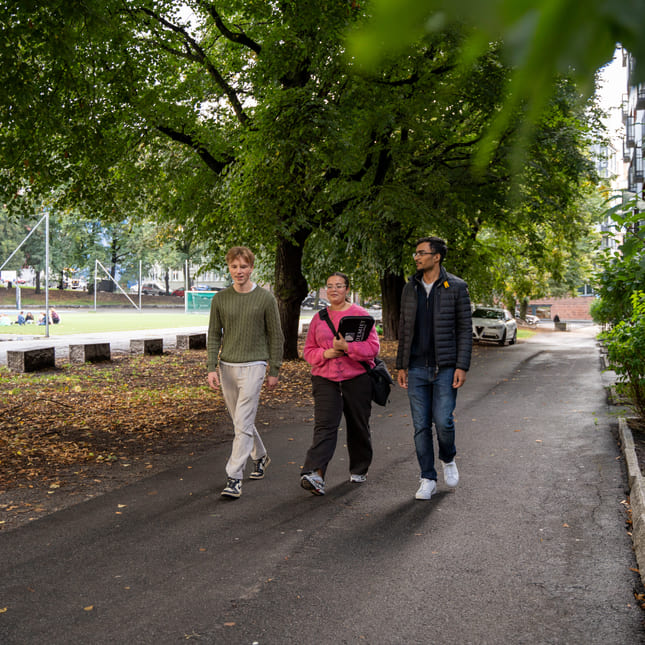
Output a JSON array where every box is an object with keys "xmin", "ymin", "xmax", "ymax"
[
  {"xmin": 171, "ymin": 288, "xmax": 185, "ymax": 297},
  {"xmin": 472, "ymin": 307, "xmax": 517, "ymax": 346},
  {"xmin": 193, "ymin": 284, "xmax": 221, "ymax": 291},
  {"xmin": 301, "ymin": 296, "xmax": 331, "ymax": 310},
  {"xmin": 69, "ymin": 278, "xmax": 87, "ymax": 290},
  {"xmin": 130, "ymin": 282, "xmax": 165, "ymax": 296}
]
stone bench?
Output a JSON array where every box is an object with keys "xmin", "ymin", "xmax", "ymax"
[
  {"xmin": 69, "ymin": 343, "xmax": 111, "ymax": 364},
  {"xmin": 555, "ymin": 322, "xmax": 568, "ymax": 331},
  {"xmin": 130, "ymin": 338, "xmax": 163, "ymax": 355},
  {"xmin": 7, "ymin": 347, "xmax": 55, "ymax": 373},
  {"xmin": 176, "ymin": 332, "xmax": 207, "ymax": 350}
]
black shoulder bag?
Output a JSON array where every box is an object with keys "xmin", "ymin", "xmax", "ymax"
[{"xmin": 318, "ymin": 309, "xmax": 393, "ymax": 406}]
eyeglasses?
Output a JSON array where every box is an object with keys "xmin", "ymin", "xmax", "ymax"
[
  {"xmin": 326, "ymin": 283, "xmax": 347, "ymax": 290},
  {"xmin": 413, "ymin": 250, "xmax": 437, "ymax": 258}
]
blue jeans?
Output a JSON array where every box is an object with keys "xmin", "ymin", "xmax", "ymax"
[{"xmin": 407, "ymin": 366, "xmax": 457, "ymax": 480}]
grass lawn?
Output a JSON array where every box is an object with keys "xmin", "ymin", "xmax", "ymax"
[
  {"xmin": 0, "ymin": 311, "xmax": 210, "ymax": 335},
  {"xmin": 0, "ymin": 307, "xmax": 534, "ymax": 338}
]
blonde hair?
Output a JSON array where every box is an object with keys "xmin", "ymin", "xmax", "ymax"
[{"xmin": 225, "ymin": 246, "xmax": 255, "ymax": 267}]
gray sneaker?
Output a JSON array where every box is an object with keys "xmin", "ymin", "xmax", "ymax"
[
  {"xmin": 300, "ymin": 472, "xmax": 325, "ymax": 496},
  {"xmin": 250, "ymin": 455, "xmax": 271, "ymax": 479},
  {"xmin": 221, "ymin": 477, "xmax": 242, "ymax": 498}
]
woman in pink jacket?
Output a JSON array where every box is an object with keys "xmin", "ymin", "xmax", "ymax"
[{"xmin": 300, "ymin": 272, "xmax": 380, "ymax": 496}]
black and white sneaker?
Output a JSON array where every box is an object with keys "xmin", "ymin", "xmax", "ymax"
[
  {"xmin": 221, "ymin": 477, "xmax": 242, "ymax": 498},
  {"xmin": 249, "ymin": 455, "xmax": 271, "ymax": 480}
]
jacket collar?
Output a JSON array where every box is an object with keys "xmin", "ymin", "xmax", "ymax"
[{"xmin": 412, "ymin": 266, "xmax": 448, "ymax": 288}]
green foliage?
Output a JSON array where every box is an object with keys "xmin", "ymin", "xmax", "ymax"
[
  {"xmin": 0, "ymin": 0, "xmax": 604, "ymax": 345},
  {"xmin": 601, "ymin": 291, "xmax": 645, "ymax": 419},
  {"xmin": 593, "ymin": 202, "xmax": 645, "ymax": 324},
  {"xmin": 350, "ymin": 0, "xmax": 641, "ymax": 168},
  {"xmin": 589, "ymin": 297, "xmax": 613, "ymax": 326}
]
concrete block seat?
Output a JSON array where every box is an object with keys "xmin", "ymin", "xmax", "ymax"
[
  {"xmin": 7, "ymin": 347, "xmax": 55, "ymax": 372},
  {"xmin": 130, "ymin": 338, "xmax": 163, "ymax": 355},
  {"xmin": 69, "ymin": 343, "xmax": 111, "ymax": 364},
  {"xmin": 176, "ymin": 332, "xmax": 207, "ymax": 350}
]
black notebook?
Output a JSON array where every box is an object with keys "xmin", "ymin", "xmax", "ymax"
[{"xmin": 337, "ymin": 316, "xmax": 375, "ymax": 342}]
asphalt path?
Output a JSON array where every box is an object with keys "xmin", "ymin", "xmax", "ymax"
[{"xmin": 1, "ymin": 326, "xmax": 643, "ymax": 644}]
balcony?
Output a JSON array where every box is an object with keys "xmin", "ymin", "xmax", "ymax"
[
  {"xmin": 636, "ymin": 147, "xmax": 644, "ymax": 183},
  {"xmin": 624, "ymin": 141, "xmax": 632, "ymax": 161},
  {"xmin": 637, "ymin": 84, "xmax": 645, "ymax": 110},
  {"xmin": 626, "ymin": 116, "xmax": 636, "ymax": 147},
  {"xmin": 629, "ymin": 147, "xmax": 644, "ymax": 187}
]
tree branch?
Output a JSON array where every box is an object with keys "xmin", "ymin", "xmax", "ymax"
[
  {"xmin": 155, "ymin": 125, "xmax": 232, "ymax": 174},
  {"xmin": 136, "ymin": 7, "xmax": 251, "ymax": 127},
  {"xmin": 197, "ymin": 1, "xmax": 262, "ymax": 54}
]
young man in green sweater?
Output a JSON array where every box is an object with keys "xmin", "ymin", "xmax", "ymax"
[{"xmin": 207, "ymin": 246, "xmax": 284, "ymax": 498}]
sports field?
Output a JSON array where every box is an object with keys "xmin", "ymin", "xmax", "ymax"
[
  {"xmin": 0, "ymin": 310, "xmax": 210, "ymax": 335},
  {"xmin": 0, "ymin": 309, "xmax": 320, "ymax": 336}
]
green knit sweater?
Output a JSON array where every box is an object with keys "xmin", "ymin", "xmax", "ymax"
[{"xmin": 207, "ymin": 285, "xmax": 284, "ymax": 376}]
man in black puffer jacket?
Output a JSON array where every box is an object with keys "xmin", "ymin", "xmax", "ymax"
[{"xmin": 396, "ymin": 236, "xmax": 472, "ymax": 501}]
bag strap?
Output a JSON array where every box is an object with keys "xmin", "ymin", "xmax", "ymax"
[
  {"xmin": 319, "ymin": 309, "xmax": 371, "ymax": 374},
  {"xmin": 318, "ymin": 308, "xmax": 340, "ymax": 338}
]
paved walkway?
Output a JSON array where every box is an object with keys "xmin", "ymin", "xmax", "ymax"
[{"xmin": 0, "ymin": 326, "xmax": 643, "ymax": 644}]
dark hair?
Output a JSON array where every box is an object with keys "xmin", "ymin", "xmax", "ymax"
[
  {"xmin": 327, "ymin": 272, "xmax": 351, "ymax": 301},
  {"xmin": 328, "ymin": 271, "xmax": 350, "ymax": 289},
  {"xmin": 416, "ymin": 236, "xmax": 447, "ymax": 263}
]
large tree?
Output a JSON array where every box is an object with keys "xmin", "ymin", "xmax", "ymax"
[{"xmin": 1, "ymin": 1, "xmax": 599, "ymax": 352}]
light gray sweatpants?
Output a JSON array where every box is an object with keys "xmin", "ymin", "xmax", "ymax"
[{"xmin": 219, "ymin": 362, "xmax": 267, "ymax": 479}]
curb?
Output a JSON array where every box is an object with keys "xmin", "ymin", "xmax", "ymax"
[{"xmin": 618, "ymin": 416, "xmax": 645, "ymax": 583}]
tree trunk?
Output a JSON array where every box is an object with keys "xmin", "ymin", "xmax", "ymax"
[
  {"xmin": 108, "ymin": 261, "xmax": 118, "ymax": 293},
  {"xmin": 274, "ymin": 229, "xmax": 310, "ymax": 360},
  {"xmin": 380, "ymin": 270, "xmax": 406, "ymax": 341},
  {"xmin": 34, "ymin": 269, "xmax": 41, "ymax": 295}
]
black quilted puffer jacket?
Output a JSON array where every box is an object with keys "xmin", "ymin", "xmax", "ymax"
[{"xmin": 395, "ymin": 266, "xmax": 473, "ymax": 372}]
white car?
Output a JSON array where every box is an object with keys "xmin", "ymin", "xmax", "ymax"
[
  {"xmin": 130, "ymin": 282, "xmax": 165, "ymax": 295},
  {"xmin": 472, "ymin": 307, "xmax": 517, "ymax": 346}
]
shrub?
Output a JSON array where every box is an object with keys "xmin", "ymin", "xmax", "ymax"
[
  {"xmin": 589, "ymin": 297, "xmax": 612, "ymax": 326},
  {"xmin": 601, "ymin": 291, "xmax": 645, "ymax": 419}
]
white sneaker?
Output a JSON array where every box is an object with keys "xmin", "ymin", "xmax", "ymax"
[
  {"xmin": 443, "ymin": 461, "xmax": 459, "ymax": 488},
  {"xmin": 415, "ymin": 478, "xmax": 437, "ymax": 500},
  {"xmin": 350, "ymin": 473, "xmax": 367, "ymax": 483},
  {"xmin": 301, "ymin": 472, "xmax": 325, "ymax": 496}
]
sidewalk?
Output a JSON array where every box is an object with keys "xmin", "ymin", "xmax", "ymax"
[{"xmin": 0, "ymin": 326, "xmax": 643, "ymax": 644}]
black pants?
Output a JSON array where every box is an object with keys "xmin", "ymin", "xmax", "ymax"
[{"xmin": 303, "ymin": 373, "xmax": 373, "ymax": 478}]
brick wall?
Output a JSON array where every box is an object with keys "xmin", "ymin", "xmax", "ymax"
[{"xmin": 527, "ymin": 296, "xmax": 594, "ymax": 321}]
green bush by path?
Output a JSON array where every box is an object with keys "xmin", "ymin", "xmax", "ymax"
[{"xmin": 601, "ymin": 291, "xmax": 645, "ymax": 419}]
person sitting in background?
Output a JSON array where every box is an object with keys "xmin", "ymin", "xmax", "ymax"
[
  {"xmin": 25, "ymin": 311, "xmax": 34, "ymax": 323},
  {"xmin": 50, "ymin": 307, "xmax": 60, "ymax": 324},
  {"xmin": 16, "ymin": 311, "xmax": 25, "ymax": 325},
  {"xmin": 37, "ymin": 312, "xmax": 47, "ymax": 325},
  {"xmin": 0, "ymin": 314, "xmax": 11, "ymax": 326}
]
